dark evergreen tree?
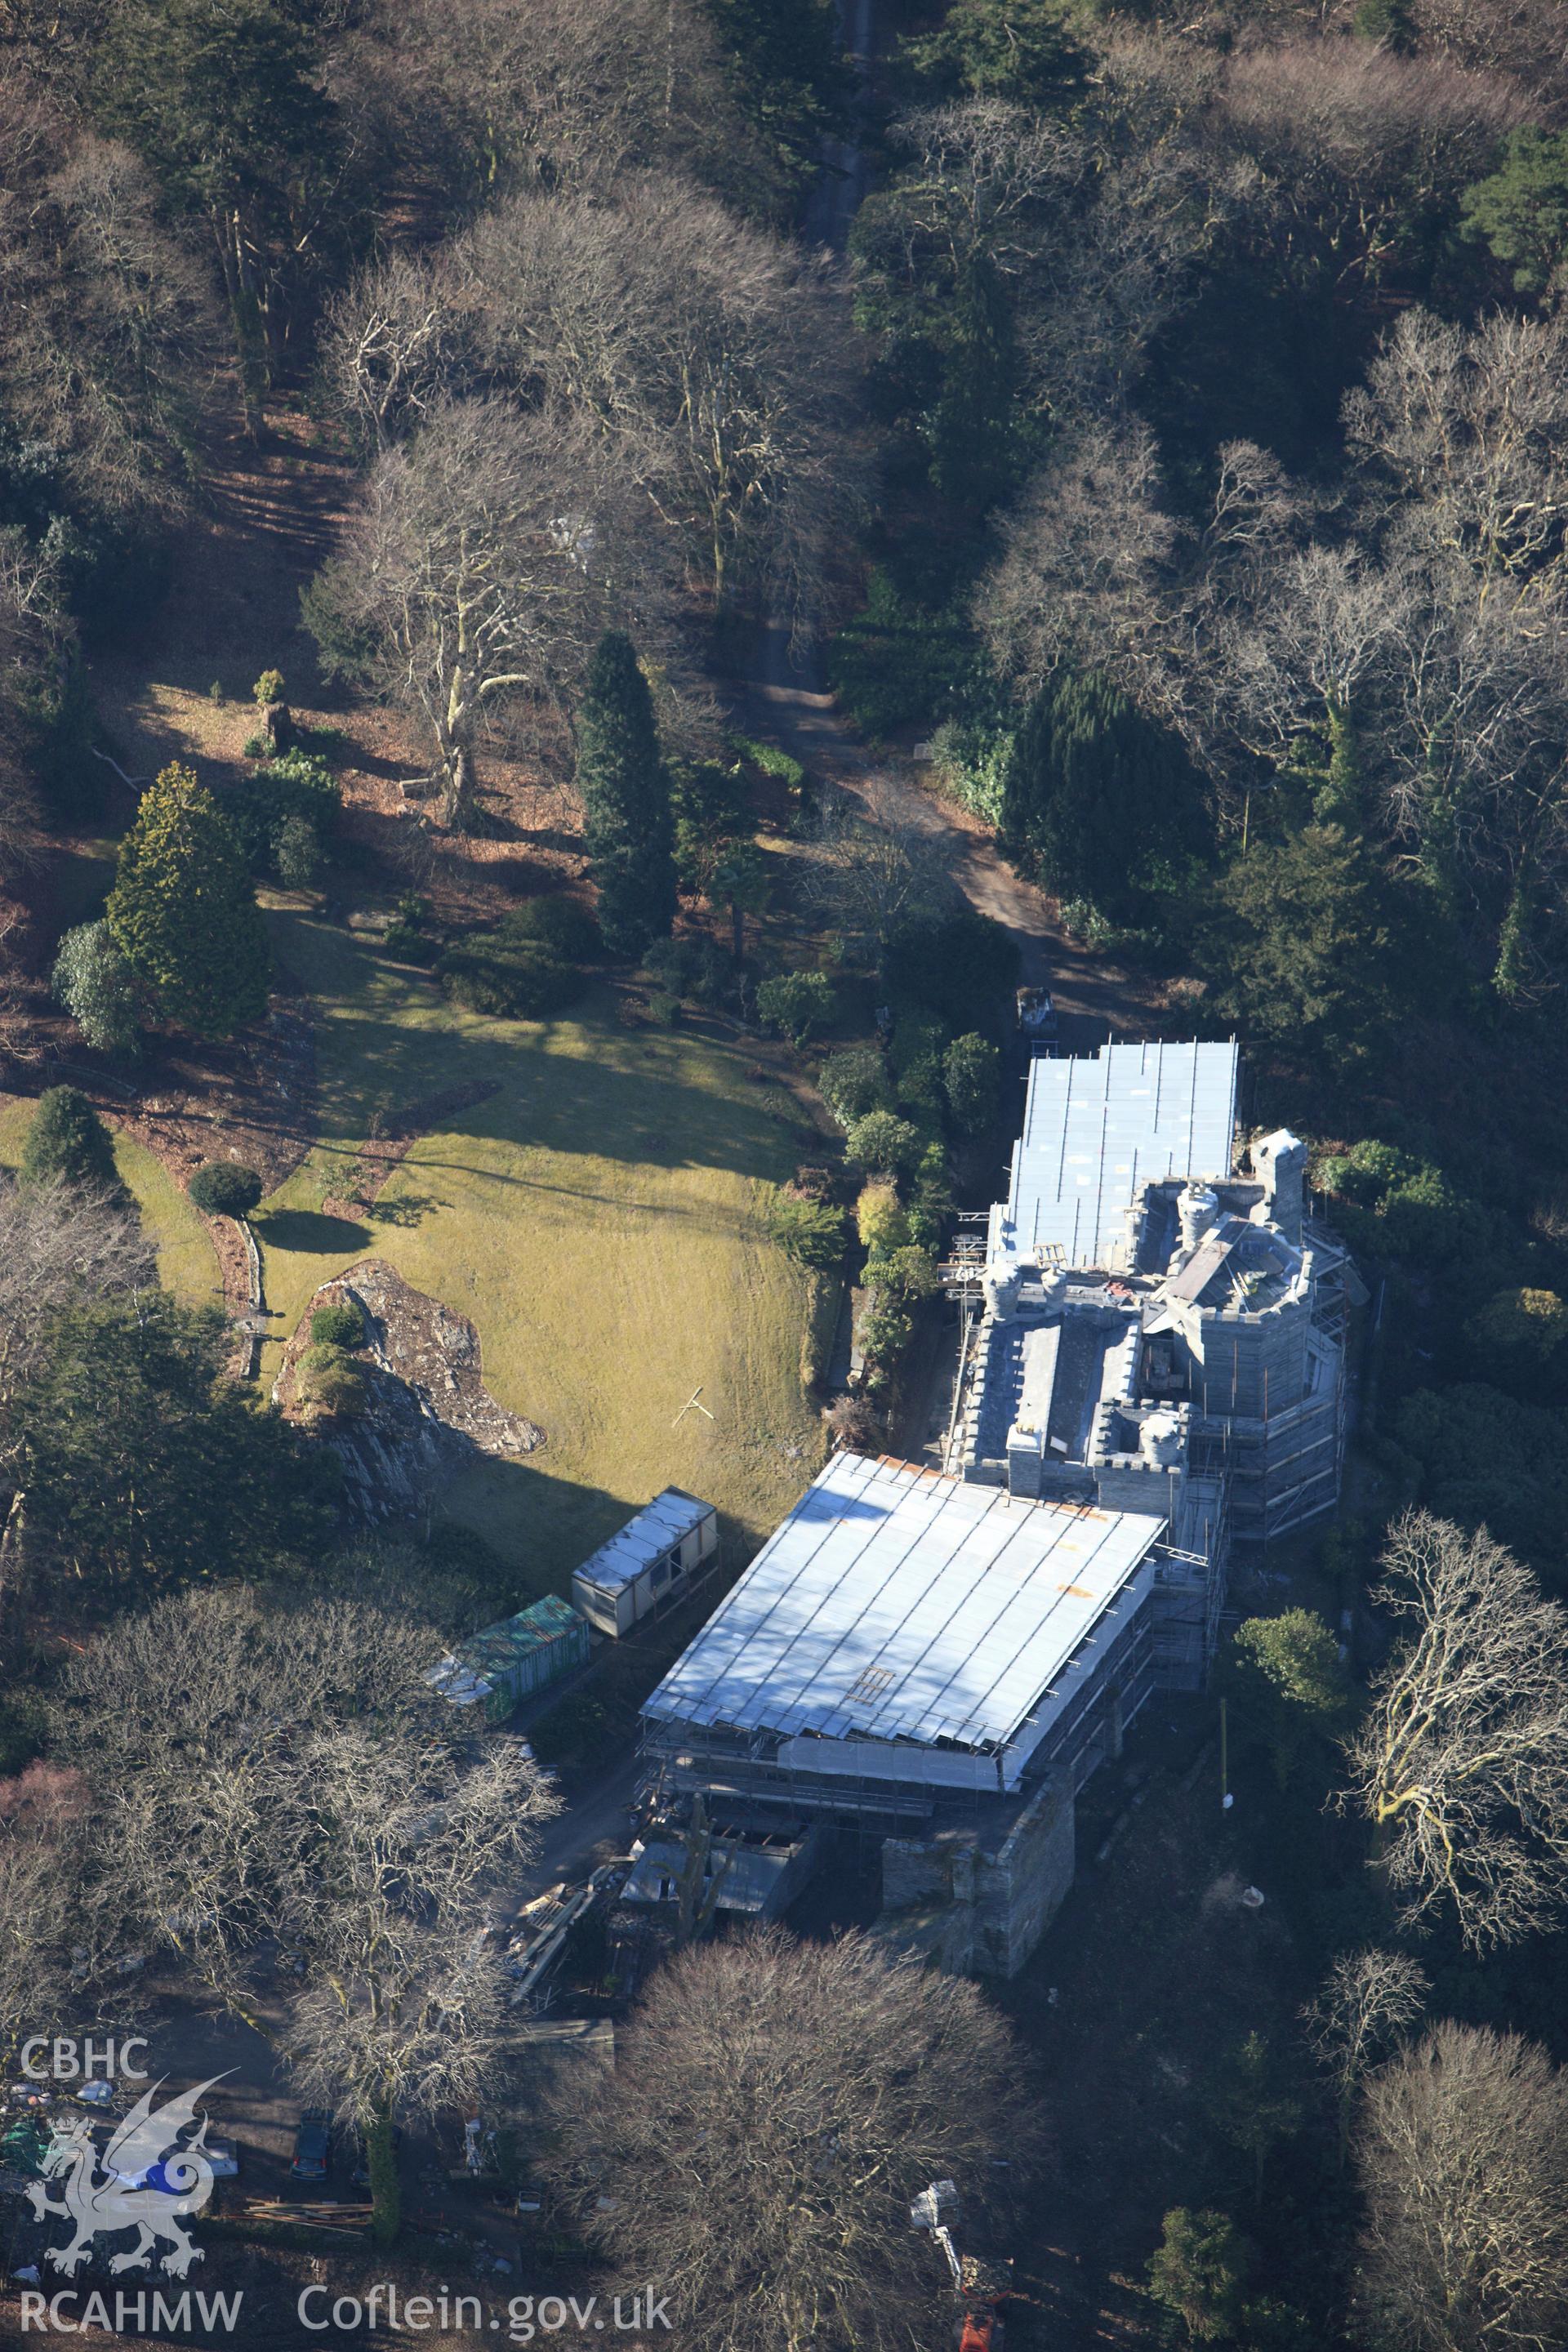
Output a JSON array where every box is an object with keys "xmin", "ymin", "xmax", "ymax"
[
  {"xmin": 106, "ymin": 763, "xmax": 271, "ymax": 1039},
  {"xmin": 11, "ymin": 1293, "xmax": 336, "ymax": 1591},
  {"xmin": 901, "ymin": 0, "xmax": 1089, "ymax": 105},
  {"xmin": 1003, "ymin": 672, "xmax": 1206, "ymax": 918},
  {"xmin": 1205, "ymin": 822, "xmax": 1401, "ymax": 1071},
  {"xmin": 1461, "ymin": 128, "xmax": 1568, "ymax": 297},
  {"xmin": 89, "ymin": 0, "xmax": 345, "ymax": 431},
  {"xmin": 19, "ymin": 1086, "xmax": 125, "ymax": 1198},
  {"xmin": 578, "ymin": 634, "xmax": 677, "ymax": 959},
  {"xmin": 1352, "ymin": 0, "xmax": 1417, "ymax": 48},
  {"xmin": 930, "ymin": 255, "xmax": 1022, "ymax": 514},
  {"xmin": 704, "ymin": 0, "xmax": 851, "ymax": 212}
]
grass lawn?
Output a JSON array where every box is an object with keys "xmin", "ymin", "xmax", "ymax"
[
  {"xmin": 256, "ymin": 910, "xmax": 824, "ymax": 1590},
  {"xmin": 0, "ymin": 1098, "xmax": 220, "ymax": 1310}
]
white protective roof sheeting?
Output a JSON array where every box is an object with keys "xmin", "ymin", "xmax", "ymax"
[
  {"xmin": 990, "ymin": 1040, "xmax": 1240, "ymax": 1270},
  {"xmin": 574, "ymin": 1488, "xmax": 713, "ymax": 1595},
  {"xmin": 641, "ymin": 1454, "xmax": 1161, "ymax": 1762},
  {"xmin": 777, "ymin": 1735, "xmax": 1003, "ymax": 1793},
  {"xmin": 1001, "ymin": 1552, "xmax": 1160, "ymax": 1785}
]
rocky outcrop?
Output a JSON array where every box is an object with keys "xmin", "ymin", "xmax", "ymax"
[{"xmin": 277, "ymin": 1258, "xmax": 544, "ymax": 1521}]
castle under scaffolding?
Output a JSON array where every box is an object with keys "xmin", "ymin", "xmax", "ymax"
[
  {"xmin": 636, "ymin": 1042, "xmax": 1353, "ymax": 1980},
  {"xmin": 948, "ymin": 1041, "xmax": 1351, "ymax": 1563}
]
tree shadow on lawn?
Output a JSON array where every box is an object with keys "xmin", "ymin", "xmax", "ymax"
[
  {"xmin": 365, "ymin": 1189, "xmax": 445, "ymax": 1228},
  {"xmin": 273, "ymin": 911, "xmax": 804, "ymax": 1182},
  {"xmin": 256, "ymin": 1206, "xmax": 372, "ymax": 1254},
  {"xmin": 438, "ymin": 1449, "xmax": 658, "ymax": 1592},
  {"xmin": 310, "ymin": 1010, "xmax": 800, "ymax": 1185}
]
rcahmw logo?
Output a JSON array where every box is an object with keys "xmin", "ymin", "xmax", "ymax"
[
  {"xmin": 25, "ymin": 2075, "xmax": 229, "ymax": 2279},
  {"xmin": 20, "ymin": 2288, "xmax": 244, "ymax": 2336}
]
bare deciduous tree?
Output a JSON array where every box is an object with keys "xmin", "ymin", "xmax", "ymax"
[
  {"xmin": 307, "ymin": 396, "xmax": 659, "ymax": 827},
  {"xmin": 804, "ymin": 775, "xmax": 957, "ymax": 964},
  {"xmin": 1211, "ymin": 42, "xmax": 1527, "ymax": 294},
  {"xmin": 0, "ymin": 1763, "xmax": 96, "ymax": 2047},
  {"xmin": 1342, "ymin": 1513, "xmax": 1568, "ymax": 1951},
  {"xmin": 281, "ymin": 1727, "xmax": 543, "ymax": 2148},
  {"xmin": 543, "ymin": 1925, "xmax": 1041, "ymax": 2352},
  {"xmin": 0, "ymin": 1174, "xmax": 153, "ymax": 1412},
  {"xmin": 1356, "ymin": 2021, "xmax": 1568, "ymax": 2352},
  {"xmin": 54, "ymin": 1587, "xmax": 559, "ymax": 2206},
  {"xmin": 0, "ymin": 89, "xmax": 215, "ymax": 519},
  {"xmin": 348, "ymin": 0, "xmax": 760, "ymax": 219},
  {"xmin": 1303, "ymin": 1947, "xmax": 1429, "ymax": 2164},
  {"xmin": 862, "ymin": 91, "xmax": 1232, "ymax": 432},
  {"xmin": 320, "ymin": 247, "xmax": 476, "ymax": 457},
  {"xmin": 0, "ymin": 530, "xmax": 70, "ymax": 872},
  {"xmin": 328, "ymin": 176, "xmax": 865, "ymax": 632}
]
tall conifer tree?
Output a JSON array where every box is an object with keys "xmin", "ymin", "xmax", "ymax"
[
  {"xmin": 578, "ymin": 635, "xmax": 677, "ymax": 959},
  {"xmin": 107, "ymin": 764, "xmax": 270, "ymax": 1037}
]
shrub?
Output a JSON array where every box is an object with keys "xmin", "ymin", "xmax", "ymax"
[
  {"xmin": 1464, "ymin": 1288, "xmax": 1568, "ymax": 1394},
  {"xmin": 437, "ymin": 936, "xmax": 586, "ymax": 1020},
  {"xmin": 648, "ymin": 990, "xmax": 680, "ymax": 1027},
  {"xmin": 818, "ymin": 1046, "xmax": 891, "ymax": 1129},
  {"xmin": 252, "ymin": 669, "xmax": 285, "ymax": 706},
  {"xmin": 845, "ymin": 1110, "xmax": 921, "ymax": 1176},
  {"xmin": 51, "ymin": 921, "xmax": 140, "ymax": 1059},
  {"xmin": 1393, "ymin": 1383, "xmax": 1568, "ymax": 1584},
  {"xmin": 868, "ymin": 1244, "xmax": 940, "ymax": 1300},
  {"xmin": 889, "ymin": 1014, "xmax": 947, "ymax": 1123},
  {"xmin": 497, "ymin": 897, "xmax": 602, "ymax": 961},
  {"xmin": 274, "ymin": 811, "xmax": 322, "ymax": 887},
  {"xmin": 765, "ymin": 1188, "xmax": 849, "ymax": 1271},
  {"xmin": 884, "ymin": 908, "xmax": 1022, "ymax": 1033},
  {"xmin": 826, "ymin": 568, "xmax": 979, "ymax": 739},
  {"xmin": 733, "ymin": 734, "xmax": 805, "ymax": 796},
  {"xmin": 1316, "ymin": 1138, "xmax": 1486, "ymax": 1267},
  {"xmin": 20, "ymin": 1087, "xmax": 122, "ymax": 1196},
  {"xmin": 310, "ymin": 1301, "xmax": 365, "ymax": 1350},
  {"xmin": 929, "ymin": 718, "xmax": 1015, "ymax": 826},
  {"xmin": 942, "ymin": 1032, "xmax": 1002, "ymax": 1134},
  {"xmin": 757, "ymin": 969, "xmax": 835, "ymax": 1045},
  {"xmin": 857, "ymin": 1181, "xmax": 909, "ymax": 1256},
  {"xmin": 642, "ymin": 934, "xmax": 728, "ymax": 1004},
  {"xmin": 225, "ymin": 749, "xmax": 341, "ymax": 880},
  {"xmin": 858, "ymin": 1295, "xmax": 914, "ymax": 1371},
  {"xmin": 381, "ymin": 920, "xmax": 437, "ymax": 964},
  {"xmin": 188, "ymin": 1161, "xmax": 264, "ymax": 1218},
  {"xmin": 908, "ymin": 1142, "xmax": 954, "ymax": 1250},
  {"xmin": 299, "ymin": 1343, "xmax": 367, "ymax": 1419}
]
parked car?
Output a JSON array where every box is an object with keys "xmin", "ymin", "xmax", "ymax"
[{"xmin": 289, "ymin": 2110, "xmax": 331, "ymax": 2182}]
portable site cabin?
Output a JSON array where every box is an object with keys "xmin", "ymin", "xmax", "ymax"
[
  {"xmin": 571, "ymin": 1489, "xmax": 719, "ymax": 1637},
  {"xmin": 426, "ymin": 1594, "xmax": 590, "ymax": 1722}
]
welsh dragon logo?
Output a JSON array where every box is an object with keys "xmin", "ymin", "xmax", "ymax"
[{"xmin": 26, "ymin": 2075, "xmax": 227, "ymax": 2277}]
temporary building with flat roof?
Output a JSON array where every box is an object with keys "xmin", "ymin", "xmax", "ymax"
[
  {"xmin": 426, "ymin": 1593, "xmax": 590, "ymax": 1721},
  {"xmin": 990, "ymin": 1040, "xmax": 1240, "ymax": 1270},
  {"xmin": 572, "ymin": 1488, "xmax": 718, "ymax": 1637},
  {"xmin": 641, "ymin": 1453, "xmax": 1164, "ymax": 1794}
]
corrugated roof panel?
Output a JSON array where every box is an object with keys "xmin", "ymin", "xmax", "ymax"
[
  {"xmin": 572, "ymin": 1487, "xmax": 714, "ymax": 1594},
  {"xmin": 987, "ymin": 1040, "xmax": 1239, "ymax": 1269},
  {"xmin": 642, "ymin": 1454, "xmax": 1161, "ymax": 1757}
]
